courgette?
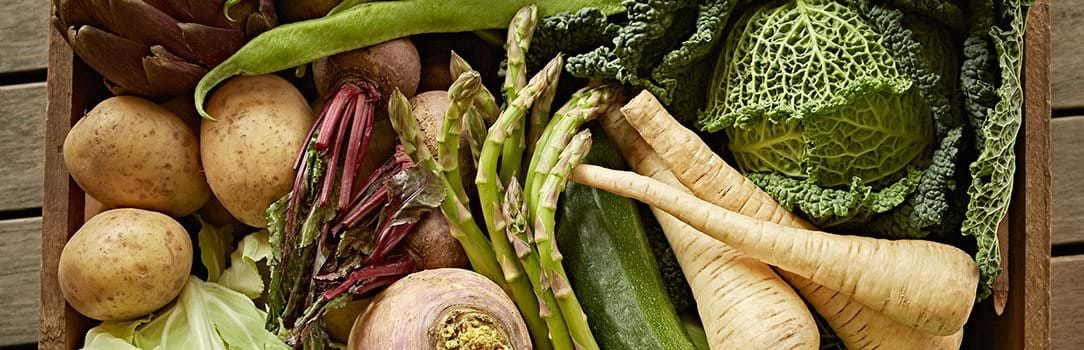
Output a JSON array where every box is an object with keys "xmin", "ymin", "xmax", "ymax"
[{"xmin": 555, "ymin": 130, "xmax": 696, "ymax": 350}]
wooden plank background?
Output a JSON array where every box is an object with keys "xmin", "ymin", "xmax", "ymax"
[{"xmin": 1, "ymin": 0, "xmax": 1081, "ymax": 348}]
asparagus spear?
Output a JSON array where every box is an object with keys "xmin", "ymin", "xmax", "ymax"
[
  {"xmin": 386, "ymin": 89, "xmax": 503, "ymax": 287},
  {"xmin": 438, "ymin": 72, "xmax": 481, "ymax": 206},
  {"xmin": 500, "ymin": 5, "xmax": 538, "ymax": 182},
  {"xmin": 534, "ymin": 129, "xmax": 598, "ymax": 349},
  {"xmin": 478, "ymin": 56, "xmax": 570, "ymax": 349},
  {"xmin": 503, "ymin": 178, "xmax": 569, "ymax": 350},
  {"xmin": 527, "ymin": 62, "xmax": 559, "ymax": 157},
  {"xmin": 450, "ymin": 51, "xmax": 499, "ymax": 124},
  {"xmin": 525, "ymin": 85, "xmax": 621, "ymax": 215}
]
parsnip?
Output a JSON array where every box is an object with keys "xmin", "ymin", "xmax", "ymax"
[
  {"xmin": 619, "ymin": 90, "xmax": 971, "ymax": 345},
  {"xmin": 600, "ymin": 107, "xmax": 819, "ymax": 349}
]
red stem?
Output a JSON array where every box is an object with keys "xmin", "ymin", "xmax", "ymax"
[
  {"xmin": 318, "ymin": 97, "xmax": 357, "ymax": 207},
  {"xmin": 339, "ymin": 87, "xmax": 378, "ymax": 212},
  {"xmin": 314, "ymin": 85, "xmax": 359, "ymax": 150},
  {"xmin": 368, "ymin": 222, "xmax": 417, "ymax": 264},
  {"xmin": 319, "ymin": 258, "xmax": 416, "ymax": 300}
]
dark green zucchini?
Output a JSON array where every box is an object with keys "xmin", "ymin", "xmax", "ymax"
[{"xmin": 555, "ymin": 130, "xmax": 696, "ymax": 350}]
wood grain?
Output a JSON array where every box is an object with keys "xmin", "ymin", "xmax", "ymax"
[
  {"xmin": 0, "ymin": 218, "xmax": 41, "ymax": 346},
  {"xmin": 1052, "ymin": 0, "xmax": 1084, "ymax": 110},
  {"xmin": 0, "ymin": 0, "xmax": 49, "ymax": 74},
  {"xmin": 1052, "ymin": 116, "xmax": 1084, "ymax": 246},
  {"xmin": 0, "ymin": 83, "xmax": 46, "ymax": 212},
  {"xmin": 1051, "ymin": 255, "xmax": 1084, "ymax": 350},
  {"xmin": 41, "ymin": 28, "xmax": 95, "ymax": 350}
]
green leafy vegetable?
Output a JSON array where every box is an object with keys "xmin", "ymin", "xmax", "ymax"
[
  {"xmin": 959, "ymin": 0, "xmax": 1033, "ymax": 300},
  {"xmin": 531, "ymin": 0, "xmax": 737, "ymax": 121},
  {"xmin": 220, "ymin": 230, "xmax": 274, "ymax": 299},
  {"xmin": 196, "ymin": 216, "xmax": 233, "ymax": 283},
  {"xmin": 83, "ymin": 277, "xmax": 290, "ymax": 350},
  {"xmin": 699, "ymin": 0, "xmax": 964, "ymax": 239}
]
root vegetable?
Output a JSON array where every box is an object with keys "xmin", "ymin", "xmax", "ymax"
[
  {"xmin": 349, "ymin": 268, "xmax": 530, "ymax": 350},
  {"xmin": 599, "ymin": 107, "xmax": 819, "ymax": 349},
  {"xmin": 64, "ymin": 96, "xmax": 210, "ymax": 217},
  {"xmin": 410, "ymin": 90, "xmax": 475, "ymax": 193},
  {"xmin": 59, "ymin": 208, "xmax": 192, "ymax": 321},
  {"xmin": 570, "ymin": 164, "xmax": 978, "ymax": 337},
  {"xmin": 202, "ymin": 74, "xmax": 314, "ymax": 227},
  {"xmin": 419, "ymin": 52, "xmax": 454, "ymax": 92},
  {"xmin": 621, "ymin": 91, "xmax": 969, "ymax": 346},
  {"xmin": 313, "ymin": 37, "xmax": 421, "ymax": 101},
  {"xmin": 324, "ymin": 299, "xmax": 372, "ymax": 342},
  {"xmin": 406, "ymin": 212, "xmax": 470, "ymax": 269}
]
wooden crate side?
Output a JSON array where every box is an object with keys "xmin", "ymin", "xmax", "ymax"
[
  {"xmin": 40, "ymin": 28, "xmax": 92, "ymax": 350},
  {"xmin": 1017, "ymin": 1, "xmax": 1052, "ymax": 346}
]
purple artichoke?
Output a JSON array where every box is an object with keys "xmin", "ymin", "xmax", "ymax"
[{"xmin": 51, "ymin": 0, "xmax": 276, "ymax": 98}]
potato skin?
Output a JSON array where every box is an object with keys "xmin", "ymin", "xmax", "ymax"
[
  {"xmin": 202, "ymin": 75, "xmax": 314, "ymax": 227},
  {"xmin": 406, "ymin": 212, "xmax": 469, "ymax": 270},
  {"xmin": 59, "ymin": 208, "xmax": 192, "ymax": 321},
  {"xmin": 63, "ymin": 96, "xmax": 210, "ymax": 217}
]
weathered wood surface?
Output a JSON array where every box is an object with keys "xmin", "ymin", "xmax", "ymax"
[
  {"xmin": 1052, "ymin": 0, "xmax": 1084, "ymax": 110},
  {"xmin": 40, "ymin": 28, "xmax": 94, "ymax": 350},
  {"xmin": 1052, "ymin": 255, "xmax": 1084, "ymax": 350},
  {"xmin": 0, "ymin": 0, "xmax": 49, "ymax": 74},
  {"xmin": 1052, "ymin": 116, "xmax": 1084, "ymax": 246},
  {"xmin": 0, "ymin": 83, "xmax": 46, "ymax": 212},
  {"xmin": 0, "ymin": 218, "xmax": 41, "ymax": 346}
]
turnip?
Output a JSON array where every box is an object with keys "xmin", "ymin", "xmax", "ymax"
[
  {"xmin": 59, "ymin": 208, "xmax": 192, "ymax": 321},
  {"xmin": 349, "ymin": 268, "xmax": 530, "ymax": 349}
]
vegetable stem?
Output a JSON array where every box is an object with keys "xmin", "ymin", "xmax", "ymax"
[
  {"xmin": 477, "ymin": 56, "xmax": 568, "ymax": 350},
  {"xmin": 439, "ymin": 72, "xmax": 482, "ymax": 206},
  {"xmin": 499, "ymin": 5, "xmax": 538, "ymax": 183},
  {"xmin": 534, "ymin": 129, "xmax": 599, "ymax": 349},
  {"xmin": 387, "ymin": 90, "xmax": 504, "ymax": 285}
]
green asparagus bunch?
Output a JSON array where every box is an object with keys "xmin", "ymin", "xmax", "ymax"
[{"xmin": 386, "ymin": 5, "xmax": 620, "ymax": 350}]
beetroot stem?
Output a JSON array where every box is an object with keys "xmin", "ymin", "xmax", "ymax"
[
  {"xmin": 340, "ymin": 84, "xmax": 379, "ymax": 211},
  {"xmin": 318, "ymin": 97, "xmax": 357, "ymax": 206}
]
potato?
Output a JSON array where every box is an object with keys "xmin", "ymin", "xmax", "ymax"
[
  {"xmin": 202, "ymin": 75, "xmax": 314, "ymax": 227},
  {"xmin": 59, "ymin": 208, "xmax": 192, "ymax": 321},
  {"xmin": 63, "ymin": 96, "xmax": 210, "ymax": 217}
]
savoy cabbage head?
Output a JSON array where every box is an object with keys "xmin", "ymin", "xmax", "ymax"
[{"xmin": 700, "ymin": 0, "xmax": 959, "ymax": 234}]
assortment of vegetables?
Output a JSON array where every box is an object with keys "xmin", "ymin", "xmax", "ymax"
[{"xmin": 52, "ymin": 0, "xmax": 1035, "ymax": 349}]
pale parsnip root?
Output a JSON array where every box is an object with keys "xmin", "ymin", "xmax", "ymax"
[
  {"xmin": 600, "ymin": 108, "xmax": 819, "ymax": 349},
  {"xmin": 620, "ymin": 90, "xmax": 974, "ymax": 344},
  {"xmin": 570, "ymin": 164, "xmax": 978, "ymax": 337}
]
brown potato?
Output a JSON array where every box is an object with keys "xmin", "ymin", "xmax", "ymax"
[
  {"xmin": 59, "ymin": 208, "xmax": 192, "ymax": 321},
  {"xmin": 202, "ymin": 75, "xmax": 315, "ymax": 227},
  {"xmin": 63, "ymin": 96, "xmax": 210, "ymax": 217}
]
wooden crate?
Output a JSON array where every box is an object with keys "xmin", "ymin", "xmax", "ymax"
[{"xmin": 37, "ymin": 1, "xmax": 1054, "ymax": 349}]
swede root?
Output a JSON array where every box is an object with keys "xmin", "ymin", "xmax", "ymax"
[
  {"xmin": 569, "ymin": 164, "xmax": 979, "ymax": 336},
  {"xmin": 620, "ymin": 90, "xmax": 972, "ymax": 345},
  {"xmin": 349, "ymin": 268, "xmax": 530, "ymax": 350},
  {"xmin": 599, "ymin": 107, "xmax": 820, "ymax": 349}
]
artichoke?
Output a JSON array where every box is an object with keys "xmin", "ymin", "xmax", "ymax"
[{"xmin": 51, "ymin": 0, "xmax": 276, "ymax": 98}]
